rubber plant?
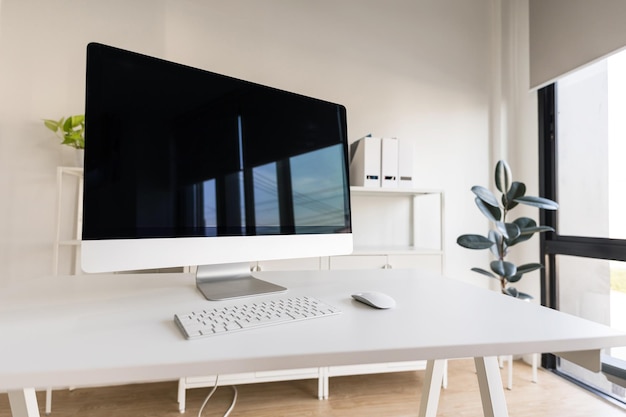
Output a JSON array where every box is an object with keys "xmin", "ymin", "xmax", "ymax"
[
  {"xmin": 43, "ymin": 115, "xmax": 85, "ymax": 149},
  {"xmin": 456, "ymin": 160, "xmax": 559, "ymax": 299}
]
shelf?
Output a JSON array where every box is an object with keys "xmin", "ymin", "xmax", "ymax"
[
  {"xmin": 350, "ymin": 186, "xmax": 443, "ymax": 197},
  {"xmin": 54, "ymin": 167, "xmax": 84, "ymax": 276},
  {"xmin": 59, "ymin": 166, "xmax": 84, "ymax": 176},
  {"xmin": 348, "ymin": 186, "xmax": 444, "ymax": 255},
  {"xmin": 351, "ymin": 246, "xmax": 443, "ymax": 256}
]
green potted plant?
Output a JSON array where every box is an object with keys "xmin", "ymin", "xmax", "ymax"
[
  {"xmin": 456, "ymin": 160, "xmax": 559, "ymax": 299},
  {"xmin": 43, "ymin": 115, "xmax": 85, "ymax": 149}
]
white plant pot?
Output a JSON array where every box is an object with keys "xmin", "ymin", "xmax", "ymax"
[{"xmin": 75, "ymin": 148, "xmax": 84, "ymax": 168}]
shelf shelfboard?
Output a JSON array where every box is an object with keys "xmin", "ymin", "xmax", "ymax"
[
  {"xmin": 58, "ymin": 166, "xmax": 84, "ymax": 177},
  {"xmin": 350, "ymin": 246, "xmax": 443, "ymax": 256},
  {"xmin": 350, "ymin": 186, "xmax": 443, "ymax": 197}
]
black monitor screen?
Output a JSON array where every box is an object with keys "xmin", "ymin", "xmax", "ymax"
[{"xmin": 83, "ymin": 43, "xmax": 351, "ymax": 240}]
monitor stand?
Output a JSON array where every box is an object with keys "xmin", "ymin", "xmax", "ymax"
[{"xmin": 195, "ymin": 262, "xmax": 287, "ymax": 301}]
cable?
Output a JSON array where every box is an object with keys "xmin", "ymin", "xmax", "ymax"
[
  {"xmin": 223, "ymin": 386, "xmax": 238, "ymax": 417},
  {"xmin": 197, "ymin": 375, "xmax": 220, "ymax": 417},
  {"xmin": 197, "ymin": 375, "xmax": 239, "ymax": 417}
]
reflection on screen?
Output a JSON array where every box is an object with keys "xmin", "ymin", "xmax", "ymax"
[{"xmin": 198, "ymin": 144, "xmax": 348, "ymax": 236}]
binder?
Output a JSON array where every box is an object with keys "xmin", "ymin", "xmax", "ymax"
[
  {"xmin": 381, "ymin": 137, "xmax": 398, "ymax": 188},
  {"xmin": 349, "ymin": 136, "xmax": 381, "ymax": 187},
  {"xmin": 397, "ymin": 138, "xmax": 414, "ymax": 188}
]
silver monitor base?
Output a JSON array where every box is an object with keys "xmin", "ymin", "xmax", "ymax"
[{"xmin": 195, "ymin": 262, "xmax": 287, "ymax": 301}]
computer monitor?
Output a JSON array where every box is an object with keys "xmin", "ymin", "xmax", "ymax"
[{"xmin": 81, "ymin": 43, "xmax": 352, "ymax": 300}]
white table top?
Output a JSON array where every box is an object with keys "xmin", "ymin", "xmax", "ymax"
[{"xmin": 1, "ymin": 268, "xmax": 625, "ymax": 391}]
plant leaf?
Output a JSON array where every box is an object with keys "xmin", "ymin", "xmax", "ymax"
[
  {"xmin": 514, "ymin": 195, "xmax": 559, "ymax": 210},
  {"xmin": 504, "ymin": 181, "xmax": 526, "ymax": 210},
  {"xmin": 471, "ymin": 185, "xmax": 499, "ymax": 207},
  {"xmin": 495, "ymin": 160, "xmax": 512, "ymax": 194},
  {"xmin": 471, "ymin": 267, "xmax": 497, "ymax": 279},
  {"xmin": 475, "ymin": 197, "xmax": 501, "ymax": 222},
  {"xmin": 516, "ymin": 263, "xmax": 543, "ymax": 274},
  {"xmin": 507, "ymin": 217, "xmax": 536, "ymax": 246},
  {"xmin": 66, "ymin": 132, "xmax": 83, "ymax": 141},
  {"xmin": 521, "ymin": 225, "xmax": 554, "ymax": 235},
  {"xmin": 488, "ymin": 230, "xmax": 502, "ymax": 257},
  {"xmin": 504, "ymin": 287, "xmax": 519, "ymax": 297},
  {"xmin": 507, "ymin": 263, "xmax": 543, "ymax": 283},
  {"xmin": 505, "ymin": 288, "xmax": 533, "ymax": 299},
  {"xmin": 457, "ymin": 234, "xmax": 494, "ymax": 249},
  {"xmin": 514, "ymin": 217, "xmax": 536, "ymax": 228},
  {"xmin": 495, "ymin": 221, "xmax": 509, "ymax": 239},
  {"xmin": 43, "ymin": 119, "xmax": 59, "ymax": 132},
  {"xmin": 503, "ymin": 222, "xmax": 521, "ymax": 241},
  {"xmin": 62, "ymin": 116, "xmax": 73, "ymax": 132},
  {"xmin": 62, "ymin": 114, "xmax": 85, "ymax": 132},
  {"xmin": 71, "ymin": 114, "xmax": 85, "ymax": 125},
  {"xmin": 490, "ymin": 260, "xmax": 517, "ymax": 278}
]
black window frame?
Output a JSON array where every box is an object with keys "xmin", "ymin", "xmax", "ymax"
[{"xmin": 538, "ymin": 83, "xmax": 626, "ymax": 403}]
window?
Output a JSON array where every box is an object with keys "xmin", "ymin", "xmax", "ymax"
[{"xmin": 539, "ymin": 51, "xmax": 626, "ymax": 405}]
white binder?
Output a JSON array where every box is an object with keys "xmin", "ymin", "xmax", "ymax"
[
  {"xmin": 381, "ymin": 137, "xmax": 398, "ymax": 188},
  {"xmin": 398, "ymin": 138, "xmax": 414, "ymax": 188},
  {"xmin": 349, "ymin": 136, "xmax": 381, "ymax": 187}
]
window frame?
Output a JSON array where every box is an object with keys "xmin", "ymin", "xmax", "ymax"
[{"xmin": 538, "ymin": 83, "xmax": 626, "ymax": 401}]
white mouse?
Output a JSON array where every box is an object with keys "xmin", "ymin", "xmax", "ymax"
[{"xmin": 351, "ymin": 291, "xmax": 396, "ymax": 309}]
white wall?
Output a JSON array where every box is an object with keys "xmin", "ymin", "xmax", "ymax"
[
  {"xmin": 0, "ymin": 0, "xmax": 493, "ymax": 287},
  {"xmin": 500, "ymin": 0, "xmax": 543, "ymax": 301}
]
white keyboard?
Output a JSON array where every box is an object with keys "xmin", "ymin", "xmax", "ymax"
[{"xmin": 174, "ymin": 295, "xmax": 341, "ymax": 340}]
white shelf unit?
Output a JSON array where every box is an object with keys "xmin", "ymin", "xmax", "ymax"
[
  {"xmin": 53, "ymin": 166, "xmax": 84, "ymax": 276},
  {"xmin": 334, "ymin": 186, "xmax": 445, "ymax": 273},
  {"xmin": 255, "ymin": 187, "xmax": 446, "ymax": 273},
  {"xmin": 178, "ymin": 187, "xmax": 447, "ymax": 408},
  {"xmin": 48, "ymin": 167, "xmax": 85, "ymax": 414}
]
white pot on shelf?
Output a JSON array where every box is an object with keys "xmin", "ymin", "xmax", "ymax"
[
  {"xmin": 60, "ymin": 146, "xmax": 84, "ymax": 168},
  {"xmin": 74, "ymin": 148, "xmax": 84, "ymax": 168}
]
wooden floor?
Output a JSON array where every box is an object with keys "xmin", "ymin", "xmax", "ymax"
[{"xmin": 1, "ymin": 359, "xmax": 624, "ymax": 416}]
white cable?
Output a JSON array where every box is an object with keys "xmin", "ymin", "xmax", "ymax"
[
  {"xmin": 223, "ymin": 386, "xmax": 238, "ymax": 417},
  {"xmin": 197, "ymin": 375, "xmax": 220, "ymax": 417},
  {"xmin": 197, "ymin": 375, "xmax": 239, "ymax": 417}
]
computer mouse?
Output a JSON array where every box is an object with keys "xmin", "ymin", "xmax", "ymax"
[{"xmin": 351, "ymin": 292, "xmax": 396, "ymax": 309}]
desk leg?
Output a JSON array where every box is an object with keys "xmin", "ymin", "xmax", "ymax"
[
  {"xmin": 319, "ymin": 367, "xmax": 329, "ymax": 400},
  {"xmin": 8, "ymin": 389, "xmax": 41, "ymax": 417},
  {"xmin": 418, "ymin": 359, "xmax": 445, "ymax": 417},
  {"xmin": 474, "ymin": 356, "xmax": 509, "ymax": 417}
]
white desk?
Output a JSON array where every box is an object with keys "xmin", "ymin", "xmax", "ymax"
[{"xmin": 1, "ymin": 269, "xmax": 626, "ymax": 417}]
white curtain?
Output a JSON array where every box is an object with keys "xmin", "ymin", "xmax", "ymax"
[{"xmin": 529, "ymin": 0, "xmax": 626, "ymax": 89}]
